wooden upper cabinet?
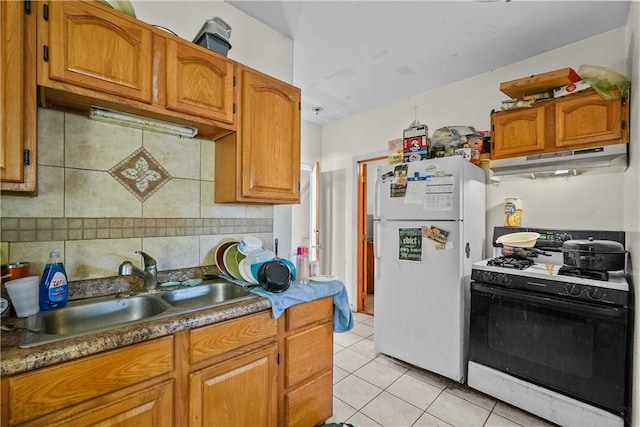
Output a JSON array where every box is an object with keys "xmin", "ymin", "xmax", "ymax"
[
  {"xmin": 1, "ymin": 0, "xmax": 37, "ymax": 193},
  {"xmin": 491, "ymin": 89, "xmax": 630, "ymax": 160},
  {"xmin": 36, "ymin": 1, "xmax": 236, "ymax": 140},
  {"xmin": 216, "ymin": 66, "xmax": 301, "ymax": 204},
  {"xmin": 555, "ymin": 90, "xmax": 626, "ymax": 149},
  {"xmin": 45, "ymin": 1, "xmax": 153, "ymax": 103},
  {"xmin": 166, "ymin": 40, "xmax": 234, "ymax": 123},
  {"xmin": 491, "ymin": 105, "xmax": 547, "ymax": 159}
]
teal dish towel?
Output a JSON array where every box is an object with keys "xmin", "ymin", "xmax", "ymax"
[{"xmin": 249, "ymin": 280, "xmax": 354, "ymax": 333}]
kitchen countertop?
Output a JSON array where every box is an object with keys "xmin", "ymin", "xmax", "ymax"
[{"xmin": 0, "ymin": 295, "xmax": 272, "ymax": 377}]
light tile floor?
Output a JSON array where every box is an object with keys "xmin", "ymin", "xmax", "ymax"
[{"xmin": 326, "ymin": 312, "xmax": 557, "ymax": 427}]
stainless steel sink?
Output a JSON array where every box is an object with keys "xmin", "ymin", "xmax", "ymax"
[
  {"xmin": 160, "ymin": 280, "xmax": 252, "ymax": 309},
  {"xmin": 19, "ymin": 279, "xmax": 257, "ymax": 348},
  {"xmin": 37, "ymin": 295, "xmax": 170, "ymax": 336}
]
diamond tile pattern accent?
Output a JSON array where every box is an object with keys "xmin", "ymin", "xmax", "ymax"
[
  {"xmin": 109, "ymin": 147, "xmax": 171, "ymax": 201},
  {"xmin": 328, "ymin": 313, "xmax": 558, "ymax": 427}
]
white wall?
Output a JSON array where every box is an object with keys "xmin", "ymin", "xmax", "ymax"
[
  {"xmin": 283, "ymin": 120, "xmax": 323, "ymax": 259},
  {"xmin": 624, "ymin": 2, "xmax": 640, "ymax": 425},
  {"xmin": 321, "ymin": 27, "xmax": 631, "ymax": 309},
  {"xmin": 131, "ymin": 0, "xmax": 293, "ymax": 83}
]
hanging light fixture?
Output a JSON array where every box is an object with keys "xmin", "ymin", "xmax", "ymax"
[{"xmin": 89, "ymin": 107, "xmax": 198, "ymax": 138}]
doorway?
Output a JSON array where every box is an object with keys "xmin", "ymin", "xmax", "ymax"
[
  {"xmin": 292, "ymin": 162, "xmax": 320, "ymax": 263},
  {"xmin": 356, "ymin": 156, "xmax": 387, "ymax": 315}
]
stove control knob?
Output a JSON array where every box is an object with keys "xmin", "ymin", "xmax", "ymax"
[
  {"xmin": 588, "ymin": 287, "xmax": 604, "ymax": 300},
  {"xmin": 482, "ymin": 272, "xmax": 494, "ymax": 282},
  {"xmin": 500, "ymin": 275, "xmax": 511, "ymax": 286},
  {"xmin": 567, "ymin": 285, "xmax": 582, "ymax": 297}
]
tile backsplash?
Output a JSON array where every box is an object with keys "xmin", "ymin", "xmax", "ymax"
[{"xmin": 0, "ymin": 108, "xmax": 273, "ymax": 284}]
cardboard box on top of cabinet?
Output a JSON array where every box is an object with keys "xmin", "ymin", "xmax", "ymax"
[
  {"xmin": 500, "ymin": 67, "xmax": 580, "ymax": 98},
  {"xmin": 553, "ymin": 80, "xmax": 591, "ymax": 98}
]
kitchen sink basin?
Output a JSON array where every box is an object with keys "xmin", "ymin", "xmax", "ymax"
[
  {"xmin": 18, "ymin": 279, "xmax": 258, "ymax": 348},
  {"xmin": 159, "ymin": 280, "xmax": 252, "ymax": 309},
  {"xmin": 37, "ymin": 295, "xmax": 169, "ymax": 336}
]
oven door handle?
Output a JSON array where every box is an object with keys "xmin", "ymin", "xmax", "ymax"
[{"xmin": 472, "ymin": 283, "xmax": 627, "ymax": 319}]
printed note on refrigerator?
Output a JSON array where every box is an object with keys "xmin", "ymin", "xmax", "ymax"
[
  {"xmin": 404, "ymin": 177, "xmax": 427, "ymax": 205},
  {"xmin": 424, "ymin": 175, "xmax": 454, "ymax": 211}
]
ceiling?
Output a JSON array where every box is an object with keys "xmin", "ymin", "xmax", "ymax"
[{"xmin": 227, "ymin": 0, "xmax": 631, "ymax": 125}]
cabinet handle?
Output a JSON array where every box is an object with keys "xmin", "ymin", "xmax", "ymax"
[
  {"xmin": 43, "ymin": 3, "xmax": 48, "ymax": 20},
  {"xmin": 24, "ymin": 0, "xmax": 31, "ymax": 14},
  {"xmin": 43, "ymin": 45, "xmax": 49, "ymax": 62}
]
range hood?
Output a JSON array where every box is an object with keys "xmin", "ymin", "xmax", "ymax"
[{"xmin": 489, "ymin": 144, "xmax": 628, "ymax": 177}]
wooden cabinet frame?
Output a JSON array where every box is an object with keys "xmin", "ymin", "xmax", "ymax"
[
  {"xmin": 36, "ymin": 0, "xmax": 236, "ymax": 141},
  {"xmin": 1, "ymin": 0, "xmax": 37, "ymax": 193},
  {"xmin": 2, "ymin": 301, "xmax": 334, "ymax": 427},
  {"xmin": 491, "ymin": 89, "xmax": 629, "ymax": 160}
]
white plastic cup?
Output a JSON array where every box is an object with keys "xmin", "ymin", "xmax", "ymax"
[{"xmin": 4, "ymin": 276, "xmax": 40, "ymax": 317}]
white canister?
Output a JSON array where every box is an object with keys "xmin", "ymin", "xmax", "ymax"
[{"xmin": 504, "ymin": 198, "xmax": 523, "ymax": 226}]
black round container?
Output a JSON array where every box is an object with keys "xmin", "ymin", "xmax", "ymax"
[
  {"xmin": 257, "ymin": 260, "xmax": 291, "ymax": 293},
  {"xmin": 562, "ymin": 237, "xmax": 626, "ymax": 271}
]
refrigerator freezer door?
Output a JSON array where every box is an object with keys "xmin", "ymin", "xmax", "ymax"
[
  {"xmin": 373, "ymin": 219, "xmax": 468, "ymax": 382},
  {"xmin": 375, "ymin": 156, "xmax": 464, "ymax": 221}
]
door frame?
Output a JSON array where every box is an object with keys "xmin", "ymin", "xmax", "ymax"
[{"xmin": 355, "ymin": 153, "xmax": 386, "ymax": 314}]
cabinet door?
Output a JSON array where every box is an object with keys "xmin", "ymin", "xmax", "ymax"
[
  {"xmin": 491, "ymin": 106, "xmax": 546, "ymax": 159},
  {"xmin": 239, "ymin": 67, "xmax": 300, "ymax": 203},
  {"xmin": 1, "ymin": 0, "xmax": 36, "ymax": 192},
  {"xmin": 166, "ymin": 40, "xmax": 234, "ymax": 124},
  {"xmin": 285, "ymin": 322, "xmax": 333, "ymax": 389},
  {"xmin": 555, "ymin": 91, "xmax": 625, "ymax": 149},
  {"xmin": 46, "ymin": 1, "xmax": 153, "ymax": 103},
  {"xmin": 284, "ymin": 370, "xmax": 333, "ymax": 427},
  {"xmin": 189, "ymin": 344, "xmax": 278, "ymax": 427},
  {"xmin": 26, "ymin": 380, "xmax": 174, "ymax": 427},
  {"xmin": 5, "ymin": 337, "xmax": 173, "ymax": 425}
]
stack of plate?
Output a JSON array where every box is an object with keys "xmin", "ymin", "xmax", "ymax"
[{"xmin": 214, "ymin": 236, "xmax": 293, "ymax": 285}]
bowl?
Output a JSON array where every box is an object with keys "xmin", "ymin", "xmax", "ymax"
[
  {"xmin": 496, "ymin": 232, "xmax": 540, "ymax": 248},
  {"xmin": 578, "ymin": 64, "xmax": 630, "ymax": 100},
  {"xmin": 238, "ymin": 236, "xmax": 264, "ymax": 255}
]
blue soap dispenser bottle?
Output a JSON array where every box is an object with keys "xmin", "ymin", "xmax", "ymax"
[{"xmin": 39, "ymin": 250, "xmax": 68, "ymax": 310}]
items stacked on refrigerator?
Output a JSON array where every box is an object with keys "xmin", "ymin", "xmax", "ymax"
[{"xmin": 391, "ymin": 121, "xmax": 490, "ymax": 164}]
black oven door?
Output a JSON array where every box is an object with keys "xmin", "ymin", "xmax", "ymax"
[{"xmin": 469, "ymin": 282, "xmax": 628, "ymax": 415}]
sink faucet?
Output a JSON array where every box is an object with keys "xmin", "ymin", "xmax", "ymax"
[{"xmin": 118, "ymin": 251, "xmax": 158, "ymax": 291}]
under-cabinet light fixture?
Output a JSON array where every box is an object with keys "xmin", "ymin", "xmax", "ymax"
[{"xmin": 89, "ymin": 107, "xmax": 198, "ymax": 138}]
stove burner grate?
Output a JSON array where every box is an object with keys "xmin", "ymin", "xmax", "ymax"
[
  {"xmin": 558, "ymin": 266, "xmax": 609, "ymax": 281},
  {"xmin": 487, "ymin": 256, "xmax": 534, "ymax": 270}
]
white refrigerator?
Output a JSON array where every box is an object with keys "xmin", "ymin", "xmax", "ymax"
[{"xmin": 373, "ymin": 155, "xmax": 485, "ymax": 383}]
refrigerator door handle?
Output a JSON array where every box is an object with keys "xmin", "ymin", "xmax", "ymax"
[
  {"xmin": 465, "ymin": 242, "xmax": 471, "ymax": 258},
  {"xmin": 374, "ymin": 221, "xmax": 382, "ymax": 260},
  {"xmin": 374, "ymin": 172, "xmax": 382, "ymax": 219},
  {"xmin": 373, "ymin": 221, "xmax": 381, "ymax": 279}
]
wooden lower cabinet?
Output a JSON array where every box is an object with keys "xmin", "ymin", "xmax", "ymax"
[
  {"xmin": 189, "ymin": 344, "xmax": 278, "ymax": 427},
  {"xmin": 1, "ymin": 301, "xmax": 335, "ymax": 427},
  {"xmin": 28, "ymin": 380, "xmax": 174, "ymax": 427},
  {"xmin": 1, "ymin": 337, "xmax": 174, "ymax": 426},
  {"xmin": 285, "ymin": 370, "xmax": 333, "ymax": 427},
  {"xmin": 280, "ymin": 297, "xmax": 334, "ymax": 427}
]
